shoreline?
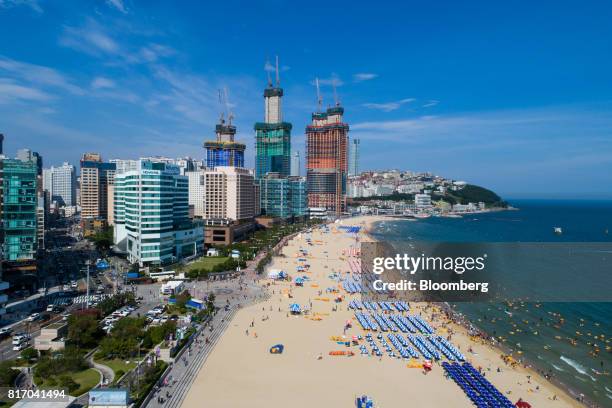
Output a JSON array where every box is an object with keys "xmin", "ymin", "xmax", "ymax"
[
  {"xmin": 182, "ymin": 215, "xmax": 583, "ymax": 408},
  {"xmin": 364, "ymin": 215, "xmax": 590, "ymax": 407}
]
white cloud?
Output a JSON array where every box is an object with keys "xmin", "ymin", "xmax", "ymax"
[
  {"xmin": 353, "ymin": 72, "xmax": 378, "ymax": 82},
  {"xmin": 106, "ymin": 0, "xmax": 127, "ymax": 14},
  {"xmin": 315, "ymin": 74, "xmax": 344, "ymax": 87},
  {"xmin": 60, "ymin": 20, "xmax": 120, "ymax": 56},
  {"xmin": 132, "ymin": 43, "xmax": 176, "ymax": 63},
  {"xmin": 0, "ymin": 79, "xmax": 52, "ymax": 103},
  {"xmin": 0, "ymin": 55, "xmax": 83, "ymax": 95},
  {"xmin": 0, "ymin": 0, "xmax": 42, "ymax": 13},
  {"xmin": 91, "ymin": 77, "xmax": 116, "ymax": 89},
  {"xmin": 423, "ymin": 100, "xmax": 439, "ymax": 108},
  {"xmin": 362, "ymin": 98, "xmax": 415, "ymax": 112},
  {"xmin": 352, "ymin": 105, "xmax": 612, "ymax": 146}
]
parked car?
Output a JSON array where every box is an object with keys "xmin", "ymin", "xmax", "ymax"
[
  {"xmin": 0, "ymin": 327, "xmax": 13, "ymax": 338},
  {"xmin": 12, "ymin": 333, "xmax": 30, "ymax": 345},
  {"xmin": 26, "ymin": 313, "xmax": 40, "ymax": 322},
  {"xmin": 13, "ymin": 341, "xmax": 29, "ymax": 351}
]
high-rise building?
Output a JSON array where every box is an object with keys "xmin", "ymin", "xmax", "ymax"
[
  {"xmin": 187, "ymin": 166, "xmax": 256, "ymax": 222},
  {"xmin": 204, "ymin": 119, "xmax": 246, "ymax": 168},
  {"xmin": 1, "ymin": 157, "xmax": 38, "ymax": 261},
  {"xmin": 348, "ymin": 138, "xmax": 360, "ymax": 176},
  {"xmin": 175, "ymin": 157, "xmax": 201, "ymax": 175},
  {"xmin": 42, "ymin": 162, "xmax": 76, "ymax": 208},
  {"xmin": 110, "ymin": 159, "xmax": 139, "ymax": 175},
  {"xmin": 113, "ymin": 160, "xmax": 203, "ymax": 267},
  {"xmin": 254, "ymin": 57, "xmax": 291, "ymax": 178},
  {"xmin": 258, "ymin": 173, "xmax": 307, "ymax": 219},
  {"xmin": 291, "ymin": 151, "xmax": 300, "ymax": 177},
  {"xmin": 80, "ymin": 153, "xmax": 116, "ymax": 222},
  {"xmin": 0, "ymin": 134, "xmax": 4, "ymax": 247},
  {"xmin": 36, "ymin": 191, "xmax": 49, "ymax": 249},
  {"xmin": 306, "ymin": 105, "xmax": 349, "ymax": 215},
  {"xmin": 289, "ymin": 176, "xmax": 308, "ymax": 217}
]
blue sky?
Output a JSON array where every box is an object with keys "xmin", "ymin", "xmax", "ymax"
[{"xmin": 1, "ymin": 0, "xmax": 612, "ymax": 197}]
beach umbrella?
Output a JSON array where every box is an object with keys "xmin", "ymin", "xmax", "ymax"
[
  {"xmin": 270, "ymin": 344, "xmax": 284, "ymax": 354},
  {"xmin": 515, "ymin": 399, "xmax": 532, "ymax": 408}
]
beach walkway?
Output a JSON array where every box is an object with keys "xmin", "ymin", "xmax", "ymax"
[{"xmin": 143, "ymin": 282, "xmax": 267, "ymax": 408}]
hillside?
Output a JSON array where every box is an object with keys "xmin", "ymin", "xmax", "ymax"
[{"xmin": 348, "ymin": 184, "xmax": 507, "ymax": 208}]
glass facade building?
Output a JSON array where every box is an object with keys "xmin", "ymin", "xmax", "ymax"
[
  {"xmin": 258, "ymin": 173, "xmax": 307, "ymax": 219},
  {"xmin": 114, "ymin": 160, "xmax": 203, "ymax": 267},
  {"xmin": 254, "ymin": 122, "xmax": 292, "ymax": 178},
  {"xmin": 1, "ymin": 158, "xmax": 38, "ymax": 261}
]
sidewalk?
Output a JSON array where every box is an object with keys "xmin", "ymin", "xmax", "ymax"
[{"xmin": 143, "ymin": 283, "xmax": 267, "ymax": 408}]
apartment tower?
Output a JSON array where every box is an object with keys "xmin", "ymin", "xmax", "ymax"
[
  {"xmin": 305, "ymin": 100, "xmax": 349, "ymax": 215},
  {"xmin": 79, "ymin": 153, "xmax": 116, "ymax": 221}
]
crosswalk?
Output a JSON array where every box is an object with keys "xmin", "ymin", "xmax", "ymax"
[{"xmin": 51, "ymin": 294, "xmax": 111, "ymax": 306}]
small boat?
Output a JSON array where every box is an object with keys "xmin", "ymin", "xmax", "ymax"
[{"xmin": 554, "ymin": 227, "xmax": 563, "ymax": 234}]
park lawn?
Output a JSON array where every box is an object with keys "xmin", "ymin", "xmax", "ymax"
[
  {"xmin": 70, "ymin": 368, "xmax": 101, "ymax": 396},
  {"xmin": 185, "ymin": 256, "xmax": 229, "ymax": 272},
  {"xmin": 96, "ymin": 357, "xmax": 137, "ymax": 378},
  {"xmin": 38, "ymin": 368, "xmax": 100, "ymax": 397}
]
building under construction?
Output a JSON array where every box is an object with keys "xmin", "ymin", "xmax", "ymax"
[
  {"xmin": 306, "ymin": 102, "xmax": 349, "ymax": 216},
  {"xmin": 254, "ymin": 57, "xmax": 291, "ymax": 179},
  {"xmin": 205, "ymin": 89, "xmax": 246, "ymax": 168},
  {"xmin": 204, "ymin": 121, "xmax": 245, "ymax": 168}
]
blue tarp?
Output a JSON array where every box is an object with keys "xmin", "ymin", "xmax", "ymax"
[
  {"xmin": 89, "ymin": 389, "xmax": 129, "ymax": 406},
  {"xmin": 289, "ymin": 303, "xmax": 301, "ymax": 313},
  {"xmin": 186, "ymin": 299, "xmax": 204, "ymax": 310},
  {"xmin": 96, "ymin": 260, "xmax": 110, "ymax": 269}
]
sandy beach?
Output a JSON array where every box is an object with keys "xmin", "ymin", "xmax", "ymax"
[{"xmin": 183, "ymin": 216, "xmax": 582, "ymax": 408}]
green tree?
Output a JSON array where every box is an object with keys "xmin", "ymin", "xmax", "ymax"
[
  {"xmin": 20, "ymin": 347, "xmax": 38, "ymax": 362},
  {"xmin": 88, "ymin": 226, "xmax": 114, "ymax": 252},
  {"xmin": 68, "ymin": 314, "xmax": 103, "ymax": 348},
  {"xmin": 0, "ymin": 361, "xmax": 20, "ymax": 386}
]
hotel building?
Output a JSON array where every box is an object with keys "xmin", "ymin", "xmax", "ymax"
[
  {"xmin": 187, "ymin": 166, "xmax": 257, "ymax": 222},
  {"xmin": 113, "ymin": 160, "xmax": 203, "ymax": 267}
]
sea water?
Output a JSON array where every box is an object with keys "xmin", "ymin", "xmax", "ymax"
[{"xmin": 370, "ymin": 199, "xmax": 612, "ymax": 406}]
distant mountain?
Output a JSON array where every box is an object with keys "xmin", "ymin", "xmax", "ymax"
[{"xmin": 437, "ymin": 184, "xmax": 507, "ymax": 207}]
